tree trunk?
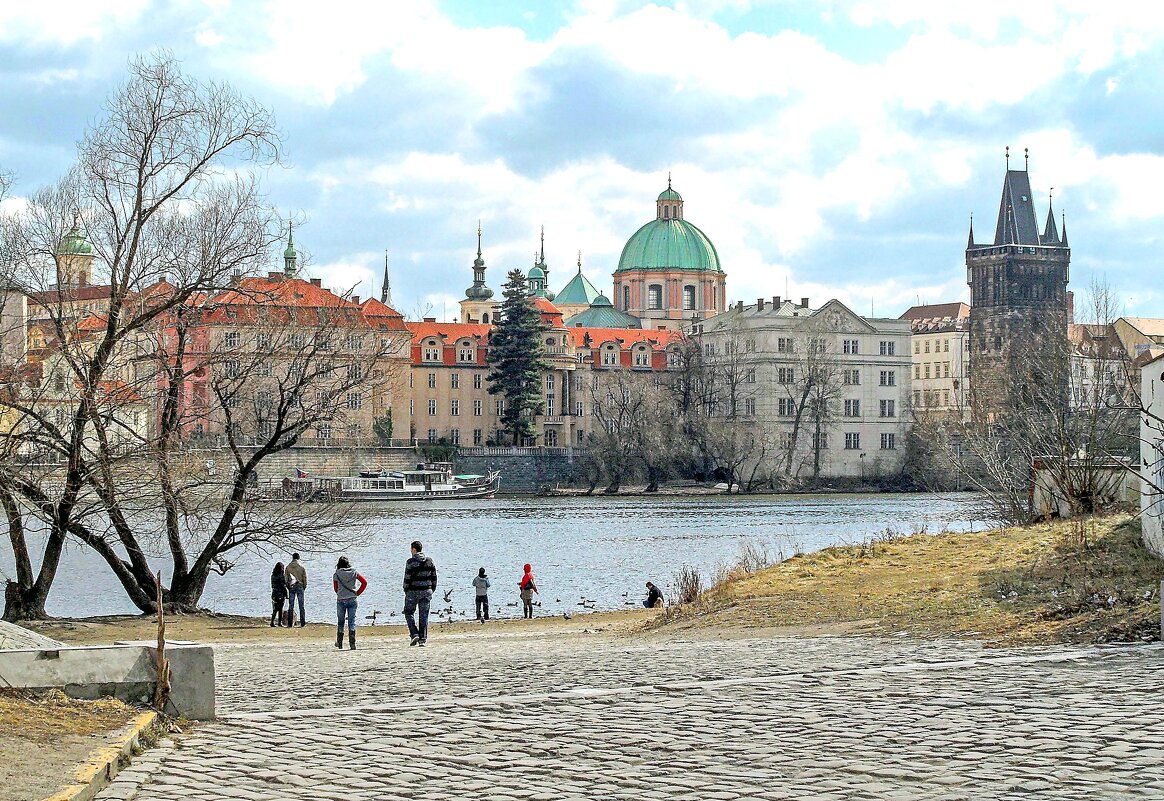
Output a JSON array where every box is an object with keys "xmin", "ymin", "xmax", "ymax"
[{"xmin": 3, "ymin": 579, "xmax": 49, "ymax": 622}]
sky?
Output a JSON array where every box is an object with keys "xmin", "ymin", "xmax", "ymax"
[{"xmin": 1, "ymin": 0, "xmax": 1163, "ymax": 320}]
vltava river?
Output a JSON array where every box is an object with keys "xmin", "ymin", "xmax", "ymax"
[{"xmin": 2, "ymin": 493, "xmax": 989, "ymax": 623}]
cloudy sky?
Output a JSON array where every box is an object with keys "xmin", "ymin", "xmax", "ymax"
[{"xmin": 2, "ymin": 0, "xmax": 1162, "ymax": 320}]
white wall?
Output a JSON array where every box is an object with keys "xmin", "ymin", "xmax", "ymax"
[{"xmin": 1140, "ymin": 360, "xmax": 1164, "ymax": 559}]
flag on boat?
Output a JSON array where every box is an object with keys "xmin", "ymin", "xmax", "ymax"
[{"xmin": 294, "ymin": 467, "xmax": 309, "ymax": 478}]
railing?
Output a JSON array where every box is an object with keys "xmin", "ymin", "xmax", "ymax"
[{"xmin": 456, "ymin": 446, "xmax": 575, "ymax": 457}]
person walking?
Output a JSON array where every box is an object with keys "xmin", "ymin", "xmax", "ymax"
[
  {"xmin": 643, "ymin": 581, "xmax": 664, "ymax": 609},
  {"xmin": 403, "ymin": 540, "xmax": 437, "ymax": 647},
  {"xmin": 519, "ymin": 563, "xmax": 538, "ymax": 619},
  {"xmin": 285, "ymin": 553, "xmax": 308, "ymax": 627},
  {"xmin": 472, "ymin": 568, "xmax": 491, "ymax": 622},
  {"xmin": 270, "ymin": 562, "xmax": 288, "ymax": 627},
  {"xmin": 332, "ymin": 556, "xmax": 367, "ymax": 650}
]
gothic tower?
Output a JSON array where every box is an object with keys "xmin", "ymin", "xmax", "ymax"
[{"xmin": 966, "ymin": 148, "xmax": 1070, "ymax": 421}]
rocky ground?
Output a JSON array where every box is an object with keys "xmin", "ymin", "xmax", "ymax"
[{"xmin": 95, "ymin": 627, "xmax": 1164, "ymax": 800}]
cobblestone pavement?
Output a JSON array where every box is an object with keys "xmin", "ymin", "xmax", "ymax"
[{"xmin": 99, "ymin": 630, "xmax": 1164, "ymax": 800}]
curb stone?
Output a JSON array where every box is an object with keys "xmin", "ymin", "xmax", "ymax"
[{"xmin": 42, "ymin": 710, "xmax": 158, "ymax": 801}]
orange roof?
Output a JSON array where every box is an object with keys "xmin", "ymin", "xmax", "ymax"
[
  {"xmin": 203, "ymin": 276, "xmax": 368, "ymax": 327},
  {"xmin": 567, "ymin": 327, "xmax": 684, "ymax": 348},
  {"xmin": 359, "ymin": 297, "xmax": 409, "ymax": 331},
  {"xmin": 406, "ymin": 321, "xmax": 492, "ymax": 344}
]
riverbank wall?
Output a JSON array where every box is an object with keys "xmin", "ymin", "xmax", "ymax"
[
  {"xmin": 455, "ymin": 447, "xmax": 582, "ymax": 494},
  {"xmin": 232, "ymin": 445, "xmax": 420, "ymax": 483}
]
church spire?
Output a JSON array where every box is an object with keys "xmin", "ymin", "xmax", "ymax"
[
  {"xmin": 1042, "ymin": 189, "xmax": 1059, "ymax": 244},
  {"xmin": 465, "ymin": 220, "xmax": 493, "ymax": 300},
  {"xmin": 381, "ymin": 250, "xmax": 392, "ymax": 305},
  {"xmin": 283, "ymin": 219, "xmax": 298, "ymax": 278},
  {"xmin": 1061, "ymin": 212, "xmax": 1068, "ymax": 247},
  {"xmin": 577, "ymin": 250, "xmax": 582, "ymax": 273},
  {"xmin": 967, "ymin": 214, "xmax": 975, "ymax": 249}
]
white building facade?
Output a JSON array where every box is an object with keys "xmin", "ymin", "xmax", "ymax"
[
  {"xmin": 898, "ymin": 302, "xmax": 969, "ymax": 419},
  {"xmin": 1139, "ymin": 351, "xmax": 1164, "ymax": 559},
  {"xmin": 696, "ymin": 297, "xmax": 913, "ymax": 480}
]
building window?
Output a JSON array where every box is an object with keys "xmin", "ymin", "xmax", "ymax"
[
  {"xmin": 744, "ymin": 397, "xmax": 756, "ymax": 416},
  {"xmin": 845, "ymin": 433, "xmax": 860, "ymax": 450},
  {"xmin": 316, "ymin": 423, "xmax": 332, "ymax": 441},
  {"xmin": 943, "ymin": 390, "xmax": 951, "ymax": 406},
  {"xmin": 545, "ymin": 394, "xmax": 555, "ymax": 416},
  {"xmin": 427, "ymin": 428, "xmax": 437, "ymax": 443},
  {"xmin": 474, "ymin": 373, "xmax": 482, "ymax": 389},
  {"xmin": 547, "ymin": 374, "xmax": 555, "ymax": 391},
  {"xmin": 473, "ymin": 399, "xmax": 482, "ymax": 416},
  {"xmin": 451, "ymin": 399, "xmax": 460, "ymax": 416},
  {"xmin": 843, "ymin": 399, "xmax": 860, "ymax": 417},
  {"xmin": 225, "ymin": 331, "xmax": 239, "ymax": 349},
  {"xmin": 913, "ymin": 390, "xmax": 921, "ymax": 406},
  {"xmin": 777, "ymin": 337, "xmax": 794, "ymax": 353},
  {"xmin": 602, "ymin": 347, "xmax": 619, "ymax": 366},
  {"xmin": 943, "ymin": 339, "xmax": 950, "ymax": 353},
  {"xmin": 683, "ymin": 285, "xmax": 696, "ymax": 311},
  {"xmin": 423, "ymin": 346, "xmax": 440, "ymax": 361},
  {"xmin": 924, "ymin": 340, "xmax": 930, "ymax": 354},
  {"xmin": 914, "ymin": 340, "xmax": 920, "ymax": 354},
  {"xmin": 224, "ymin": 360, "xmax": 241, "ymax": 378},
  {"xmin": 428, "ymin": 399, "xmax": 437, "ymax": 416},
  {"xmin": 256, "ymin": 332, "xmax": 270, "ymax": 350},
  {"xmin": 473, "ymin": 428, "xmax": 482, "ymax": 445},
  {"xmin": 451, "ymin": 373, "xmax": 460, "ymax": 389},
  {"xmin": 428, "ymin": 373, "xmax": 436, "ymax": 389},
  {"xmin": 813, "ymin": 432, "xmax": 828, "ymax": 450},
  {"xmin": 347, "ymin": 392, "xmax": 362, "ymax": 410},
  {"xmin": 879, "ymin": 370, "xmax": 895, "ymax": 387},
  {"xmin": 914, "ymin": 365, "xmax": 921, "ymax": 380},
  {"xmin": 842, "ymin": 369, "xmax": 859, "ymax": 385},
  {"xmin": 258, "ymin": 362, "xmax": 273, "ymax": 377},
  {"xmin": 623, "ymin": 285, "xmax": 631, "ymax": 310},
  {"xmin": 648, "ymin": 284, "xmax": 663, "ymax": 310},
  {"xmin": 780, "ymin": 432, "xmax": 795, "ymax": 449},
  {"xmin": 634, "ymin": 349, "xmax": 650, "ymax": 367},
  {"xmin": 924, "ymin": 365, "xmax": 931, "ymax": 379},
  {"xmin": 575, "ymin": 401, "xmax": 583, "ymax": 416},
  {"xmin": 458, "ymin": 348, "xmax": 474, "ymax": 362},
  {"xmin": 545, "ymin": 429, "xmax": 558, "ymax": 447},
  {"xmin": 880, "ymin": 341, "xmax": 895, "ymax": 356},
  {"xmin": 409, "ymin": 399, "xmax": 414, "ymax": 417},
  {"xmin": 346, "ymin": 334, "xmax": 363, "ymax": 350},
  {"xmin": 943, "ymin": 362, "xmax": 951, "ymax": 378},
  {"xmin": 879, "ymin": 399, "xmax": 896, "ymax": 418},
  {"xmin": 347, "ymin": 363, "xmax": 363, "ymax": 380},
  {"xmin": 844, "ymin": 339, "xmax": 859, "ymax": 354},
  {"xmin": 450, "ymin": 428, "xmax": 460, "ymax": 445},
  {"xmin": 778, "ymin": 397, "xmax": 795, "ymax": 416},
  {"xmin": 496, "ymin": 399, "xmax": 505, "ymax": 416},
  {"xmin": 881, "ymin": 433, "xmax": 896, "ymax": 450},
  {"xmin": 777, "ymin": 368, "xmax": 793, "ymax": 384},
  {"xmin": 745, "ymin": 338, "xmax": 756, "ymax": 353}
]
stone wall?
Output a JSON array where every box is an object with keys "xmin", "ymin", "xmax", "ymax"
[
  {"xmin": 455, "ymin": 447, "xmax": 584, "ymax": 494},
  {"xmin": 222, "ymin": 446, "xmax": 421, "ymax": 485}
]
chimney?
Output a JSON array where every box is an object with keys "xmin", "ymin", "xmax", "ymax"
[
  {"xmin": 757, "ymin": 298, "xmax": 765, "ymax": 311},
  {"xmin": 267, "ymin": 271, "xmax": 281, "ymax": 281},
  {"xmin": 423, "ymin": 316, "xmax": 436, "ymax": 323},
  {"xmin": 352, "ymin": 295, "xmax": 360, "ymax": 305},
  {"xmin": 772, "ymin": 296, "xmax": 779, "ymax": 307},
  {"xmin": 735, "ymin": 300, "xmax": 743, "ymax": 312},
  {"xmin": 801, "ymin": 297, "xmax": 809, "ymax": 308},
  {"xmin": 310, "ymin": 278, "xmax": 322, "ymax": 287},
  {"xmin": 1066, "ymin": 290, "xmax": 1075, "ymax": 325}
]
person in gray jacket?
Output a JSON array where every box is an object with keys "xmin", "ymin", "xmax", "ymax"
[
  {"xmin": 472, "ymin": 567, "xmax": 491, "ymax": 622},
  {"xmin": 402, "ymin": 540, "xmax": 437, "ymax": 646},
  {"xmin": 285, "ymin": 553, "xmax": 308, "ymax": 627},
  {"xmin": 332, "ymin": 556, "xmax": 367, "ymax": 650}
]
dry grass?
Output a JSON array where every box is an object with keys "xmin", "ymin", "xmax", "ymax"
[
  {"xmin": 0, "ymin": 689, "xmax": 138, "ymax": 743},
  {"xmin": 650, "ymin": 514, "xmax": 1162, "ymax": 646}
]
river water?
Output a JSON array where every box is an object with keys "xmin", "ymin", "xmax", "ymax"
[{"xmin": 0, "ymin": 493, "xmax": 990, "ymax": 624}]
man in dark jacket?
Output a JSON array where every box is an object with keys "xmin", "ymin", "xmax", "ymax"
[{"xmin": 403, "ymin": 540, "xmax": 437, "ymax": 647}]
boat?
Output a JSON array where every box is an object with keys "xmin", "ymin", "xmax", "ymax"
[{"xmin": 281, "ymin": 463, "xmax": 501, "ymax": 501}]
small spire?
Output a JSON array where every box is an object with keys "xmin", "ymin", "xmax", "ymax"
[
  {"xmin": 577, "ymin": 250, "xmax": 582, "ymax": 273},
  {"xmin": 476, "ymin": 220, "xmax": 482, "ymax": 259},
  {"xmin": 668, "ymin": 171, "xmax": 672, "ymax": 190},
  {"xmin": 287, "ymin": 218, "xmax": 294, "ymax": 247},
  {"xmin": 539, "ymin": 225, "xmax": 545, "ymax": 263},
  {"xmin": 1061, "ymin": 212, "xmax": 1068, "ymax": 247},
  {"xmin": 1024, "ymin": 147, "xmax": 1029, "ymax": 171},
  {"xmin": 967, "ymin": 213, "xmax": 975, "ymax": 249},
  {"xmin": 1005, "ymin": 145, "xmax": 1010, "ymax": 170}
]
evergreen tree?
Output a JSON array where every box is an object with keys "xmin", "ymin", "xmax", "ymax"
[{"xmin": 487, "ymin": 269, "xmax": 549, "ymax": 445}]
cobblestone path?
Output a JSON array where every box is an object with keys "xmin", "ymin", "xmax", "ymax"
[{"xmin": 99, "ymin": 631, "xmax": 1164, "ymax": 800}]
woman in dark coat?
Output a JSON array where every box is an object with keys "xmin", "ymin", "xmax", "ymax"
[{"xmin": 270, "ymin": 561, "xmax": 288, "ymax": 627}]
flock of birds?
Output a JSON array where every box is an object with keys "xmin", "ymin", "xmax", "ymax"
[{"xmin": 358, "ymin": 587, "xmax": 641, "ymax": 625}]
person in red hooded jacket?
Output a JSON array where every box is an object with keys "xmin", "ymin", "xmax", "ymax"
[{"xmin": 518, "ymin": 563, "xmax": 538, "ymax": 619}]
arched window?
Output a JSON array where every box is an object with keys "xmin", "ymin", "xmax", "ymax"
[
  {"xmin": 683, "ymin": 285, "xmax": 696, "ymax": 311},
  {"xmin": 648, "ymin": 284, "xmax": 663, "ymax": 310},
  {"xmin": 622, "ymin": 285, "xmax": 631, "ymax": 310},
  {"xmin": 481, "ymin": 312, "xmax": 489, "ymax": 324},
  {"xmin": 663, "ymin": 207, "xmax": 670, "ymax": 219}
]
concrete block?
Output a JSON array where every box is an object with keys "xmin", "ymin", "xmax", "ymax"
[{"xmin": 0, "ymin": 641, "xmax": 216, "ymax": 720}]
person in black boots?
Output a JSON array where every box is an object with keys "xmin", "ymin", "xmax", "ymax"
[
  {"xmin": 402, "ymin": 540, "xmax": 437, "ymax": 647},
  {"xmin": 472, "ymin": 567, "xmax": 491, "ymax": 622},
  {"xmin": 270, "ymin": 562, "xmax": 288, "ymax": 627},
  {"xmin": 332, "ymin": 556, "xmax": 368, "ymax": 650}
]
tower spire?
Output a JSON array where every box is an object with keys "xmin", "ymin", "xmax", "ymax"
[
  {"xmin": 1024, "ymin": 147, "xmax": 1029, "ymax": 171},
  {"xmin": 282, "ymin": 218, "xmax": 298, "ymax": 278},
  {"xmin": 476, "ymin": 219, "xmax": 482, "ymax": 260},
  {"xmin": 967, "ymin": 213, "xmax": 975, "ymax": 249},
  {"xmin": 381, "ymin": 250, "xmax": 392, "ymax": 305},
  {"xmin": 577, "ymin": 250, "xmax": 582, "ymax": 273},
  {"xmin": 539, "ymin": 225, "xmax": 545, "ymax": 263},
  {"xmin": 1042, "ymin": 188, "xmax": 1059, "ymax": 244},
  {"xmin": 1061, "ymin": 212, "xmax": 1068, "ymax": 247}
]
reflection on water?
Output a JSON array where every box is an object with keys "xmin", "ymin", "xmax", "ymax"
[{"xmin": 1, "ymin": 493, "xmax": 990, "ymax": 623}]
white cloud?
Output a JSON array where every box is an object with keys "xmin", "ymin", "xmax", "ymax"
[{"xmin": 0, "ymin": 0, "xmax": 149, "ymax": 45}]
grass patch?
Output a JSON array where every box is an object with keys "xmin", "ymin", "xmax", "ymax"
[
  {"xmin": 651, "ymin": 514, "xmax": 1162, "ymax": 646},
  {"xmin": 0, "ymin": 689, "xmax": 139, "ymax": 743}
]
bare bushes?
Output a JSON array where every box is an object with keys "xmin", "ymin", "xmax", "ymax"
[{"xmin": 672, "ymin": 564, "xmax": 704, "ymax": 605}]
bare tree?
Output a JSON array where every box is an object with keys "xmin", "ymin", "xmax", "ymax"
[
  {"xmin": 776, "ymin": 321, "xmax": 843, "ymax": 479},
  {"xmin": 0, "ymin": 55, "xmax": 391, "ymax": 619}
]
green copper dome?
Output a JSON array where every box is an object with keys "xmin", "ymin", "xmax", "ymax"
[
  {"xmin": 555, "ymin": 267, "xmax": 601, "ymax": 306},
  {"xmin": 616, "ymin": 217, "xmax": 721, "ymax": 273},
  {"xmin": 657, "ymin": 187, "xmax": 682, "ymax": 202},
  {"xmin": 528, "ymin": 265, "xmax": 545, "ymax": 279},
  {"xmin": 58, "ymin": 225, "xmax": 93, "ymax": 256},
  {"xmin": 564, "ymin": 293, "xmax": 642, "ymax": 329}
]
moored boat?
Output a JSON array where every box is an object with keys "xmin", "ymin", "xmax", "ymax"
[{"xmin": 281, "ymin": 465, "xmax": 500, "ymax": 501}]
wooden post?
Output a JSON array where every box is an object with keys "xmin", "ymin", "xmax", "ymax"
[{"xmin": 153, "ymin": 571, "xmax": 171, "ymax": 714}]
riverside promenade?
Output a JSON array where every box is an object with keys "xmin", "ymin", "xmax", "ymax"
[{"xmin": 99, "ymin": 630, "xmax": 1163, "ymax": 800}]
